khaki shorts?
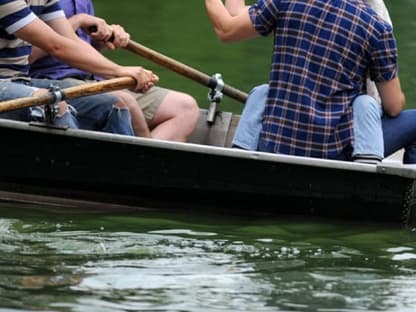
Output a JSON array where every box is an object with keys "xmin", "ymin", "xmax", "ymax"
[
  {"xmin": 64, "ymin": 78, "xmax": 169, "ymax": 123},
  {"xmin": 125, "ymin": 86, "xmax": 169, "ymax": 122}
]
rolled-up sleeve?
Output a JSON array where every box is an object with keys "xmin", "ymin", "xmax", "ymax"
[
  {"xmin": 249, "ymin": 0, "xmax": 280, "ymax": 36},
  {"xmin": 0, "ymin": 0, "xmax": 36, "ymax": 34},
  {"xmin": 369, "ymin": 23, "xmax": 398, "ymax": 82}
]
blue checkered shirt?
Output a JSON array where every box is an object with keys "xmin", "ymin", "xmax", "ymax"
[{"xmin": 249, "ymin": 0, "xmax": 398, "ymax": 159}]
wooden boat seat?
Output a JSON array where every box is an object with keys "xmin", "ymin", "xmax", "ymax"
[{"xmin": 187, "ymin": 109, "xmax": 240, "ymax": 148}]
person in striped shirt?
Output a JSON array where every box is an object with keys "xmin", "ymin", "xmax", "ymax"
[
  {"xmin": 29, "ymin": 0, "xmax": 200, "ymax": 141},
  {"xmin": 0, "ymin": 0, "xmax": 158, "ymax": 135},
  {"xmin": 206, "ymin": 0, "xmax": 408, "ymax": 163}
]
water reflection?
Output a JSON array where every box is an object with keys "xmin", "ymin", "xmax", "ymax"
[{"xmin": 1, "ymin": 212, "xmax": 416, "ymax": 311}]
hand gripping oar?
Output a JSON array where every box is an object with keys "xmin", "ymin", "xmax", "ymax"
[
  {"xmin": 124, "ymin": 40, "xmax": 249, "ymax": 123},
  {"xmin": 88, "ymin": 25, "xmax": 248, "ymax": 122},
  {"xmin": 125, "ymin": 40, "xmax": 248, "ymax": 103},
  {"xmin": 0, "ymin": 77, "xmax": 136, "ymax": 114}
]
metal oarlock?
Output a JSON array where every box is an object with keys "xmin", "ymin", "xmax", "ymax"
[
  {"xmin": 207, "ymin": 73, "xmax": 224, "ymax": 124},
  {"xmin": 45, "ymin": 84, "xmax": 63, "ymax": 124}
]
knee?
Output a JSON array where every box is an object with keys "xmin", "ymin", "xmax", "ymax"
[
  {"xmin": 180, "ymin": 94, "xmax": 200, "ymax": 119},
  {"xmin": 353, "ymin": 95, "xmax": 380, "ymax": 113},
  {"xmin": 353, "ymin": 95, "xmax": 382, "ymax": 121},
  {"xmin": 112, "ymin": 91, "xmax": 136, "ymax": 109},
  {"xmin": 113, "ymin": 99, "xmax": 129, "ymax": 109},
  {"xmin": 247, "ymin": 84, "xmax": 269, "ymax": 101},
  {"xmin": 251, "ymin": 83, "xmax": 269, "ymax": 94}
]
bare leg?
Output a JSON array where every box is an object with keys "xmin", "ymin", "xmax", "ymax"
[
  {"xmin": 111, "ymin": 90, "xmax": 151, "ymax": 138},
  {"xmin": 148, "ymin": 90, "xmax": 200, "ymax": 142}
]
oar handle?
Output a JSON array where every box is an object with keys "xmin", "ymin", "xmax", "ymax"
[
  {"xmin": 125, "ymin": 40, "xmax": 248, "ymax": 104},
  {"xmin": 0, "ymin": 77, "xmax": 136, "ymax": 113}
]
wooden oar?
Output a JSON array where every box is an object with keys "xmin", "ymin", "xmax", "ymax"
[
  {"xmin": 124, "ymin": 40, "xmax": 249, "ymax": 104},
  {"xmin": 0, "ymin": 77, "xmax": 136, "ymax": 113}
]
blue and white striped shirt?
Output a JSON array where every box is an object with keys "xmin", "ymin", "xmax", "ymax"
[
  {"xmin": 0, "ymin": 0, "xmax": 64, "ymax": 78},
  {"xmin": 249, "ymin": 0, "xmax": 397, "ymax": 159}
]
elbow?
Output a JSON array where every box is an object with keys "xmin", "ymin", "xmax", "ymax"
[
  {"xmin": 214, "ymin": 28, "xmax": 239, "ymax": 43},
  {"xmin": 28, "ymin": 54, "xmax": 35, "ymax": 65},
  {"xmin": 217, "ymin": 35, "xmax": 234, "ymax": 43},
  {"xmin": 212, "ymin": 21, "xmax": 241, "ymax": 43},
  {"xmin": 213, "ymin": 27, "xmax": 232, "ymax": 43},
  {"xmin": 386, "ymin": 109, "xmax": 401, "ymax": 118},
  {"xmin": 43, "ymin": 42, "xmax": 66, "ymax": 59},
  {"xmin": 384, "ymin": 93, "xmax": 406, "ymax": 117}
]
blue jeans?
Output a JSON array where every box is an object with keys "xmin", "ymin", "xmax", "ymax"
[
  {"xmin": 0, "ymin": 79, "xmax": 78, "ymax": 128},
  {"xmin": 232, "ymin": 84, "xmax": 268, "ymax": 150},
  {"xmin": 354, "ymin": 95, "xmax": 416, "ymax": 164},
  {"xmin": 232, "ymin": 85, "xmax": 416, "ymax": 163},
  {"xmin": 352, "ymin": 95, "xmax": 384, "ymax": 160},
  {"xmin": 31, "ymin": 78, "xmax": 134, "ymax": 136}
]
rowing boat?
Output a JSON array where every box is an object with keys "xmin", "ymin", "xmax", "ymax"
[
  {"xmin": 0, "ymin": 41, "xmax": 415, "ymax": 227},
  {"xmin": 0, "ymin": 107, "xmax": 415, "ymax": 227}
]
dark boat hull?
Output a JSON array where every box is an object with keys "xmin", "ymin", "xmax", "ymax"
[{"xmin": 0, "ymin": 113, "xmax": 416, "ymax": 226}]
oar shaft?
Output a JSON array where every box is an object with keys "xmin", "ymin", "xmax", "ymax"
[
  {"xmin": 125, "ymin": 40, "xmax": 248, "ymax": 104},
  {"xmin": 0, "ymin": 77, "xmax": 136, "ymax": 113},
  {"xmin": 63, "ymin": 77, "xmax": 135, "ymax": 98}
]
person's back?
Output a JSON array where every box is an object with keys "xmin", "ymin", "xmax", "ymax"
[{"xmin": 253, "ymin": 0, "xmax": 397, "ymax": 159}]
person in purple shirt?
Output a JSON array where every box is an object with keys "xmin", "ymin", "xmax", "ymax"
[
  {"xmin": 30, "ymin": 0, "xmax": 200, "ymax": 141},
  {"xmin": 30, "ymin": 1, "xmax": 97, "ymax": 81}
]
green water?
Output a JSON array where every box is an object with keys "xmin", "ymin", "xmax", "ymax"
[
  {"xmin": 1, "ymin": 1, "xmax": 416, "ymax": 311},
  {"xmin": 95, "ymin": 0, "xmax": 416, "ymax": 113},
  {"xmin": 1, "ymin": 207, "xmax": 416, "ymax": 311}
]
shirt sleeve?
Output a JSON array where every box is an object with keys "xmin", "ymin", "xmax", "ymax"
[
  {"xmin": 368, "ymin": 23, "xmax": 398, "ymax": 83},
  {"xmin": 0, "ymin": 0, "xmax": 37, "ymax": 34},
  {"xmin": 37, "ymin": 0, "xmax": 65, "ymax": 22},
  {"xmin": 249, "ymin": 0, "xmax": 280, "ymax": 36}
]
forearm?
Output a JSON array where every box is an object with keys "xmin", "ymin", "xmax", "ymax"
[
  {"xmin": 377, "ymin": 77, "xmax": 406, "ymax": 117},
  {"xmin": 19, "ymin": 19, "xmax": 121, "ymax": 78},
  {"xmin": 68, "ymin": 13, "xmax": 88, "ymax": 31},
  {"xmin": 50, "ymin": 36, "xmax": 123, "ymax": 79},
  {"xmin": 205, "ymin": 0, "xmax": 257, "ymax": 42},
  {"xmin": 29, "ymin": 15, "xmax": 89, "ymax": 64},
  {"xmin": 205, "ymin": 0, "xmax": 233, "ymax": 39}
]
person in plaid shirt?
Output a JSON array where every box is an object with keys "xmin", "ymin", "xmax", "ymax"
[{"xmin": 205, "ymin": 0, "xmax": 407, "ymax": 162}]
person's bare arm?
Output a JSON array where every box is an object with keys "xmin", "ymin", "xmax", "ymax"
[
  {"xmin": 18, "ymin": 17, "xmax": 157, "ymax": 92},
  {"xmin": 365, "ymin": 0, "xmax": 393, "ymax": 103},
  {"xmin": 377, "ymin": 77, "xmax": 406, "ymax": 116},
  {"xmin": 225, "ymin": 0, "xmax": 248, "ymax": 16},
  {"xmin": 29, "ymin": 45, "xmax": 47, "ymax": 63},
  {"xmin": 68, "ymin": 13, "xmax": 129, "ymax": 50},
  {"xmin": 205, "ymin": 0, "xmax": 257, "ymax": 42},
  {"xmin": 69, "ymin": 13, "xmax": 111, "ymax": 39},
  {"xmin": 29, "ymin": 13, "xmax": 128, "ymax": 63}
]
